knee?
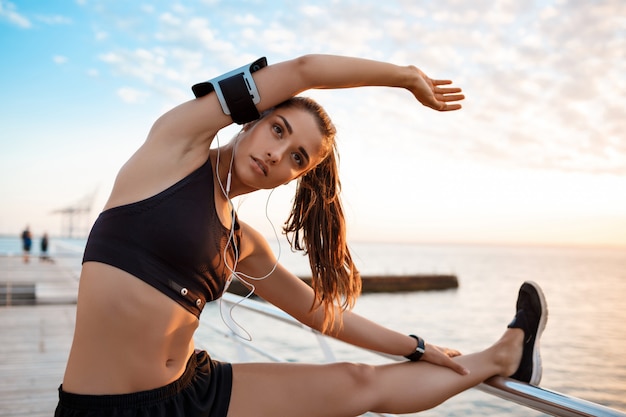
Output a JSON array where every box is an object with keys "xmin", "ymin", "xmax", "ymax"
[{"xmin": 338, "ymin": 362, "xmax": 377, "ymax": 391}]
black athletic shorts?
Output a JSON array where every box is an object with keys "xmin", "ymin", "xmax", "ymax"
[{"xmin": 55, "ymin": 350, "xmax": 232, "ymax": 417}]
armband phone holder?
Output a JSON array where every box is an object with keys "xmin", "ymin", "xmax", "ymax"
[{"xmin": 192, "ymin": 57, "xmax": 268, "ymax": 124}]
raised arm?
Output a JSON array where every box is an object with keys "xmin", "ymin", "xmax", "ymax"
[
  {"xmin": 255, "ymin": 54, "xmax": 463, "ymax": 111},
  {"xmin": 149, "ymin": 54, "xmax": 463, "ymax": 148}
]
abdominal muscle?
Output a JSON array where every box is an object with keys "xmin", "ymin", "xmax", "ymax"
[{"xmin": 61, "ymin": 262, "xmax": 200, "ymax": 395}]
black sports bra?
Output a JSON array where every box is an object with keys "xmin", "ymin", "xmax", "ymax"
[{"xmin": 82, "ymin": 155, "xmax": 240, "ymax": 318}]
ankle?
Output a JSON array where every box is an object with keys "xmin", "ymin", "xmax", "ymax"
[{"xmin": 493, "ymin": 328, "xmax": 524, "ymax": 377}]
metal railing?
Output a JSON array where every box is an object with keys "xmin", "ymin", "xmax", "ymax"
[{"xmin": 202, "ymin": 293, "xmax": 625, "ymax": 417}]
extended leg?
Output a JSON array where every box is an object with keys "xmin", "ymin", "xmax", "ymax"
[{"xmin": 227, "ymin": 328, "xmax": 524, "ymax": 417}]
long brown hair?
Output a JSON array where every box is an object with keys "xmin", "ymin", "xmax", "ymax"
[{"xmin": 270, "ymin": 97, "xmax": 362, "ymax": 334}]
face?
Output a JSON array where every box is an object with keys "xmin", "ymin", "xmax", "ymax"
[{"xmin": 233, "ymin": 107, "xmax": 325, "ymax": 190}]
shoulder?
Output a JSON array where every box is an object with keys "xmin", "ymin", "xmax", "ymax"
[
  {"xmin": 238, "ymin": 221, "xmax": 275, "ymax": 261},
  {"xmin": 103, "ymin": 138, "xmax": 213, "ymax": 210},
  {"xmin": 236, "ymin": 220, "xmax": 287, "ymax": 279}
]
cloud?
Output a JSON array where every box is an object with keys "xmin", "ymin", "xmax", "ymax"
[
  {"xmin": 140, "ymin": 4, "xmax": 155, "ymax": 14},
  {"xmin": 116, "ymin": 86, "xmax": 149, "ymax": 103},
  {"xmin": 82, "ymin": 0, "xmax": 625, "ymax": 175},
  {"xmin": 0, "ymin": 0, "xmax": 31, "ymax": 28},
  {"xmin": 232, "ymin": 13, "xmax": 261, "ymax": 26},
  {"xmin": 53, "ymin": 55, "xmax": 68, "ymax": 64},
  {"xmin": 386, "ymin": 0, "xmax": 626, "ymax": 175},
  {"xmin": 94, "ymin": 29, "xmax": 108, "ymax": 40},
  {"xmin": 35, "ymin": 14, "xmax": 72, "ymax": 25},
  {"xmin": 105, "ymin": 48, "xmax": 164, "ymax": 83}
]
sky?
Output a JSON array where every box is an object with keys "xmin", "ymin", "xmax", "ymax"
[{"xmin": 1, "ymin": 0, "xmax": 625, "ymax": 248}]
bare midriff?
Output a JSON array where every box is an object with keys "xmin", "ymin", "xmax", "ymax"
[{"xmin": 61, "ymin": 262, "xmax": 199, "ymax": 395}]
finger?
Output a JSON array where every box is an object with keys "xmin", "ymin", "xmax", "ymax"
[
  {"xmin": 446, "ymin": 349, "xmax": 462, "ymax": 357},
  {"xmin": 434, "ymin": 93, "xmax": 465, "ymax": 111},
  {"xmin": 439, "ymin": 103, "xmax": 462, "ymax": 111},
  {"xmin": 453, "ymin": 363, "xmax": 471, "ymax": 375},
  {"xmin": 439, "ymin": 93, "xmax": 465, "ymax": 102},
  {"xmin": 446, "ymin": 357, "xmax": 470, "ymax": 375},
  {"xmin": 435, "ymin": 87, "xmax": 463, "ymax": 95},
  {"xmin": 432, "ymin": 79, "xmax": 454, "ymax": 86},
  {"xmin": 434, "ymin": 102, "xmax": 462, "ymax": 112}
]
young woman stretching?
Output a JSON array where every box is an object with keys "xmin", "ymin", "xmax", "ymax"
[{"xmin": 56, "ymin": 54, "xmax": 547, "ymax": 417}]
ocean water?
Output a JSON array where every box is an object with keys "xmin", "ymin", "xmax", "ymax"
[{"xmin": 2, "ymin": 236, "xmax": 625, "ymax": 416}]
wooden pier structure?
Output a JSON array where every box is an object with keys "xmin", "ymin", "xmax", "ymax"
[{"xmin": 0, "ymin": 256, "xmax": 78, "ymax": 416}]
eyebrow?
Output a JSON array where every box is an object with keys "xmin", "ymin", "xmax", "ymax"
[
  {"xmin": 277, "ymin": 115, "xmax": 293, "ymax": 134},
  {"xmin": 298, "ymin": 146, "xmax": 310, "ymax": 165},
  {"xmin": 277, "ymin": 115, "xmax": 310, "ymax": 165}
]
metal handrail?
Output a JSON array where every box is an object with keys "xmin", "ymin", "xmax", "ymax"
[
  {"xmin": 203, "ymin": 293, "xmax": 626, "ymax": 417},
  {"xmin": 477, "ymin": 378, "xmax": 624, "ymax": 417}
]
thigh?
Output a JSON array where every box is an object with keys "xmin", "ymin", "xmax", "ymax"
[{"xmin": 228, "ymin": 361, "xmax": 377, "ymax": 417}]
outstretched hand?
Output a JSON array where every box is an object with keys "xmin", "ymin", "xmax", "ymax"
[
  {"xmin": 408, "ymin": 66, "xmax": 464, "ymax": 112},
  {"xmin": 422, "ymin": 343, "xmax": 470, "ymax": 375}
]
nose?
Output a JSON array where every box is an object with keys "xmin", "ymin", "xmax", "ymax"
[{"xmin": 266, "ymin": 148, "xmax": 284, "ymax": 165}]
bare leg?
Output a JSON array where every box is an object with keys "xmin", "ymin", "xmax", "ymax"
[{"xmin": 227, "ymin": 328, "xmax": 524, "ymax": 417}]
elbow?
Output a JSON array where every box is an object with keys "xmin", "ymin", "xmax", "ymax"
[{"xmin": 293, "ymin": 54, "xmax": 320, "ymax": 89}]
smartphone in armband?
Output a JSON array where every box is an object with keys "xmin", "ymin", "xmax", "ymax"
[{"xmin": 191, "ymin": 57, "xmax": 268, "ymax": 109}]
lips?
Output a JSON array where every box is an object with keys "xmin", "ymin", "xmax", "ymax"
[{"xmin": 252, "ymin": 157, "xmax": 268, "ymax": 176}]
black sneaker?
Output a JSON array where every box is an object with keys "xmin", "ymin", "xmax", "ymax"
[{"xmin": 507, "ymin": 281, "xmax": 548, "ymax": 385}]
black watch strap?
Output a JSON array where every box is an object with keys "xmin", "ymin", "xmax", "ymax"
[{"xmin": 404, "ymin": 334, "xmax": 426, "ymax": 361}]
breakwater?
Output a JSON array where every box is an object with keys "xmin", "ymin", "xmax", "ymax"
[{"xmin": 226, "ymin": 274, "xmax": 458, "ymax": 297}]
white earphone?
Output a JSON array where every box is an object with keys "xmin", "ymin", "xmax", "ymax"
[{"xmin": 214, "ymin": 131, "xmax": 282, "ymax": 341}]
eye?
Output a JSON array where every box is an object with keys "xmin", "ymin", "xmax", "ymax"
[
  {"xmin": 291, "ymin": 152, "xmax": 304, "ymax": 167},
  {"xmin": 272, "ymin": 123, "xmax": 283, "ymax": 138}
]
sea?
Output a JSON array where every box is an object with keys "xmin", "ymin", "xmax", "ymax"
[{"xmin": 2, "ymin": 235, "xmax": 625, "ymax": 416}]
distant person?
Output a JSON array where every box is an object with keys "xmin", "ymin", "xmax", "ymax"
[
  {"xmin": 56, "ymin": 54, "xmax": 548, "ymax": 417},
  {"xmin": 21, "ymin": 226, "xmax": 32, "ymax": 263},
  {"xmin": 40, "ymin": 232, "xmax": 52, "ymax": 262}
]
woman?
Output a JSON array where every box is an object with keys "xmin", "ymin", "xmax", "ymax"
[
  {"xmin": 40, "ymin": 232, "xmax": 51, "ymax": 262},
  {"xmin": 56, "ymin": 54, "xmax": 547, "ymax": 416},
  {"xmin": 21, "ymin": 226, "xmax": 32, "ymax": 264}
]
